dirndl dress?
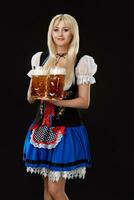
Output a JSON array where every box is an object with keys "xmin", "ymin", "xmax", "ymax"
[{"xmin": 23, "ymin": 51, "xmax": 97, "ymax": 182}]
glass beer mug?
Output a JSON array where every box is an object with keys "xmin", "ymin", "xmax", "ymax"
[
  {"xmin": 31, "ymin": 66, "xmax": 48, "ymax": 99},
  {"xmin": 47, "ymin": 66, "xmax": 66, "ymax": 100}
]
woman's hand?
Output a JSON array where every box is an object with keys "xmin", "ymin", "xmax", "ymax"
[
  {"xmin": 47, "ymin": 98, "xmax": 63, "ymax": 106},
  {"xmin": 36, "ymin": 83, "xmax": 91, "ymax": 109},
  {"xmin": 27, "ymin": 79, "xmax": 36, "ymax": 104},
  {"xmin": 37, "ymin": 97, "xmax": 63, "ymax": 107}
]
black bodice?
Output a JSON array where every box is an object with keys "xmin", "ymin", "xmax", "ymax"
[{"xmin": 38, "ymin": 51, "xmax": 84, "ymax": 127}]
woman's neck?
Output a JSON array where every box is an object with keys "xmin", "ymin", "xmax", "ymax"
[{"xmin": 56, "ymin": 47, "xmax": 68, "ymax": 55}]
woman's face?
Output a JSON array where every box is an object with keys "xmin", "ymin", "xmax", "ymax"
[{"xmin": 52, "ymin": 19, "xmax": 73, "ymax": 49}]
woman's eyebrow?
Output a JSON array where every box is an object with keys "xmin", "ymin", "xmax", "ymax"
[{"xmin": 53, "ymin": 26, "xmax": 69, "ymax": 28}]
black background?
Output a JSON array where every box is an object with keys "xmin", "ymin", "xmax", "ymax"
[{"xmin": 1, "ymin": 0, "xmax": 134, "ymax": 199}]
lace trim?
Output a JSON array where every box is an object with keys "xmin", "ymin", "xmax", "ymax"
[
  {"xmin": 26, "ymin": 167, "xmax": 86, "ymax": 182},
  {"xmin": 30, "ymin": 130, "xmax": 63, "ymax": 149},
  {"xmin": 77, "ymin": 75, "xmax": 96, "ymax": 84}
]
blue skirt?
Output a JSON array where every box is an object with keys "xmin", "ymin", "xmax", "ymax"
[{"xmin": 23, "ymin": 125, "xmax": 92, "ymax": 182}]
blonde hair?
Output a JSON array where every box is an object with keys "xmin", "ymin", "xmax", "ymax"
[{"xmin": 43, "ymin": 14, "xmax": 80, "ymax": 86}]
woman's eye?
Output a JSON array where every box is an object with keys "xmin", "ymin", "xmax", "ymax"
[
  {"xmin": 64, "ymin": 29, "xmax": 69, "ymax": 32},
  {"xmin": 53, "ymin": 29, "xmax": 59, "ymax": 32}
]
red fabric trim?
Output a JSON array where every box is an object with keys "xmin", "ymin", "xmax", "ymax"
[
  {"xmin": 52, "ymin": 126, "xmax": 65, "ymax": 135},
  {"xmin": 30, "ymin": 123, "xmax": 38, "ymax": 131},
  {"xmin": 42, "ymin": 102, "xmax": 55, "ymax": 126}
]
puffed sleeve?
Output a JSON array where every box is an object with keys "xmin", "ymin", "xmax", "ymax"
[
  {"xmin": 75, "ymin": 55, "xmax": 97, "ymax": 84},
  {"xmin": 27, "ymin": 51, "xmax": 43, "ymax": 78}
]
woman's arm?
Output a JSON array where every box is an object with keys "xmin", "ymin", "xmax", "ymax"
[
  {"xmin": 27, "ymin": 79, "xmax": 36, "ymax": 104},
  {"xmin": 47, "ymin": 83, "xmax": 91, "ymax": 109}
]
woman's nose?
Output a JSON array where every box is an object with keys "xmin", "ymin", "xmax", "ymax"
[{"xmin": 58, "ymin": 30, "xmax": 63, "ymax": 36}]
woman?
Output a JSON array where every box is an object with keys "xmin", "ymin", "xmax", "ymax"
[{"xmin": 23, "ymin": 14, "xmax": 97, "ymax": 200}]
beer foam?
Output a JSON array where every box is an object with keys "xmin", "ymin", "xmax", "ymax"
[
  {"xmin": 49, "ymin": 66, "xmax": 66, "ymax": 75},
  {"xmin": 32, "ymin": 66, "xmax": 48, "ymax": 75}
]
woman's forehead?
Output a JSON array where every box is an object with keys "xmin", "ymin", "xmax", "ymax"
[{"xmin": 54, "ymin": 19, "xmax": 70, "ymax": 27}]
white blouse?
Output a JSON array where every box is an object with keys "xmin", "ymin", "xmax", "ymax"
[
  {"xmin": 75, "ymin": 55, "xmax": 97, "ymax": 85},
  {"xmin": 27, "ymin": 52, "xmax": 97, "ymax": 89},
  {"xmin": 27, "ymin": 51, "xmax": 43, "ymax": 78}
]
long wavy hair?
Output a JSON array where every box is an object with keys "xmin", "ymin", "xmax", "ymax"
[{"xmin": 43, "ymin": 14, "xmax": 80, "ymax": 87}]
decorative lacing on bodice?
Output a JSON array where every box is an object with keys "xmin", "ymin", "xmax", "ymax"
[{"xmin": 30, "ymin": 101, "xmax": 65, "ymax": 149}]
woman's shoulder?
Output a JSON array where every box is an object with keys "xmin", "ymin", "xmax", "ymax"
[
  {"xmin": 76, "ymin": 53, "xmax": 97, "ymax": 71},
  {"xmin": 75, "ymin": 53, "xmax": 98, "ymax": 84},
  {"xmin": 77, "ymin": 53, "xmax": 96, "ymax": 63},
  {"xmin": 31, "ymin": 51, "xmax": 43, "ymax": 67},
  {"xmin": 31, "ymin": 50, "xmax": 49, "ymax": 67}
]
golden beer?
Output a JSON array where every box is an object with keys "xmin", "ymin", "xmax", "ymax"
[
  {"xmin": 46, "ymin": 67, "xmax": 66, "ymax": 99},
  {"xmin": 31, "ymin": 66, "xmax": 48, "ymax": 99},
  {"xmin": 30, "ymin": 66, "xmax": 66, "ymax": 99},
  {"xmin": 31, "ymin": 75, "xmax": 48, "ymax": 98},
  {"xmin": 47, "ymin": 74, "xmax": 65, "ymax": 99}
]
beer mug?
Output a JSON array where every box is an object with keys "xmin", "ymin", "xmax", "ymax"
[
  {"xmin": 31, "ymin": 66, "xmax": 48, "ymax": 99},
  {"xmin": 47, "ymin": 66, "xmax": 66, "ymax": 99}
]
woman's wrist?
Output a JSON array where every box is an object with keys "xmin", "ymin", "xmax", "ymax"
[{"xmin": 27, "ymin": 93, "xmax": 35, "ymax": 104}]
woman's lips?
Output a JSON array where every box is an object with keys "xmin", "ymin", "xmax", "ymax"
[{"xmin": 57, "ymin": 38, "xmax": 64, "ymax": 40}]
